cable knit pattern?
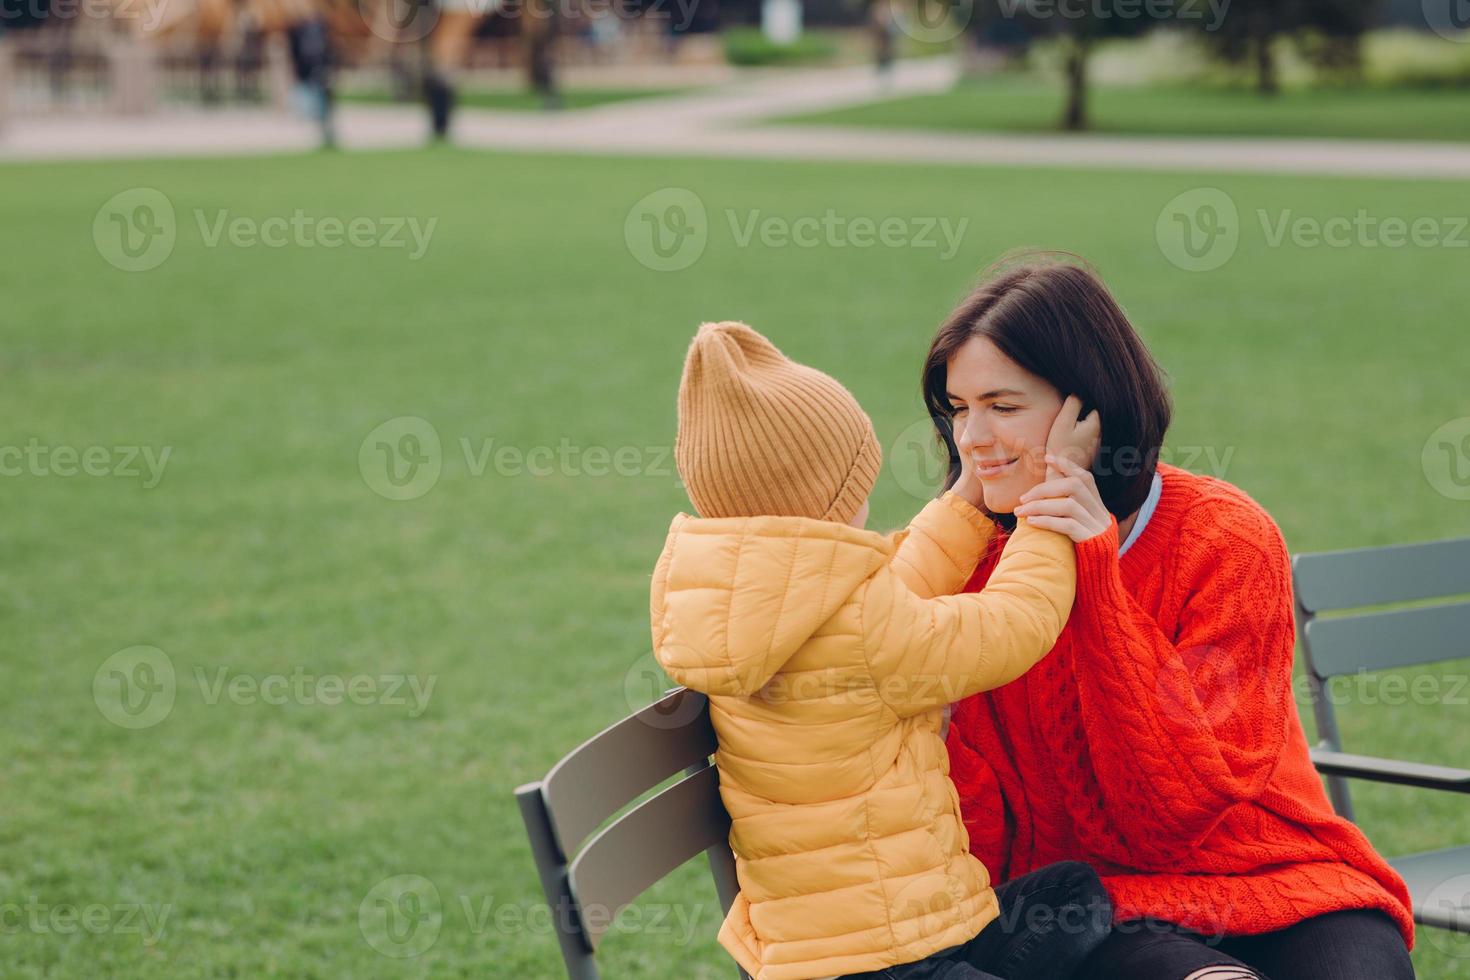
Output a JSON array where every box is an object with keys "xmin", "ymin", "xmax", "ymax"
[{"xmin": 945, "ymin": 463, "xmax": 1415, "ymax": 948}]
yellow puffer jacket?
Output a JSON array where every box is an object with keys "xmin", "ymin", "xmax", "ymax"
[{"xmin": 650, "ymin": 492, "xmax": 1075, "ymax": 980}]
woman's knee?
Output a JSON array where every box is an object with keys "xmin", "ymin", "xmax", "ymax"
[
  {"xmin": 1182, "ymin": 968, "xmax": 1266, "ymax": 980},
  {"xmin": 1241, "ymin": 909, "xmax": 1414, "ymax": 980},
  {"xmin": 1026, "ymin": 860, "xmax": 1103, "ymax": 895},
  {"xmin": 1028, "ymin": 862, "xmax": 1112, "ymax": 955},
  {"xmin": 1076, "ymin": 921, "xmax": 1264, "ymax": 980},
  {"xmin": 1046, "ymin": 861, "xmax": 1111, "ymax": 914}
]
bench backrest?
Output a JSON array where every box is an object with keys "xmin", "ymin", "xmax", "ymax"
[
  {"xmin": 515, "ymin": 687, "xmax": 746, "ymax": 979},
  {"xmin": 1292, "ymin": 536, "xmax": 1470, "ymax": 818}
]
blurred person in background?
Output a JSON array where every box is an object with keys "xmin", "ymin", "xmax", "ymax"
[{"xmin": 286, "ymin": 8, "xmax": 335, "ymax": 146}]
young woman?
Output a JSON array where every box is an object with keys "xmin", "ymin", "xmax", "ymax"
[{"xmin": 923, "ymin": 256, "xmax": 1416, "ymax": 980}]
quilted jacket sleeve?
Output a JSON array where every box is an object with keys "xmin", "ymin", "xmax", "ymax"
[
  {"xmin": 863, "ymin": 520, "xmax": 1075, "ymax": 717},
  {"xmin": 889, "ymin": 492, "xmax": 999, "ymax": 600}
]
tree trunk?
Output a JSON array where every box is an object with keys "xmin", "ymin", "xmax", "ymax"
[
  {"xmin": 1253, "ymin": 32, "xmax": 1278, "ymax": 96},
  {"xmin": 1061, "ymin": 34, "xmax": 1088, "ymax": 132}
]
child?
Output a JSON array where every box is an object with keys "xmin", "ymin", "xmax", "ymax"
[{"xmin": 650, "ymin": 322, "xmax": 1110, "ymax": 980}]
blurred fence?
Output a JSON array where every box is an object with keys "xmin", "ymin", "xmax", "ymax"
[
  {"xmin": 0, "ymin": 9, "xmax": 714, "ymax": 121},
  {"xmin": 1, "ymin": 30, "xmax": 290, "ymax": 114}
]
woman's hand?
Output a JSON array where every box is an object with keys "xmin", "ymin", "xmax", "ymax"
[{"xmin": 1013, "ymin": 454, "xmax": 1113, "ymax": 542}]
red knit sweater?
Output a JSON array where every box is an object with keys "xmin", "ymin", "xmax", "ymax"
[{"xmin": 946, "ymin": 463, "xmax": 1415, "ymax": 948}]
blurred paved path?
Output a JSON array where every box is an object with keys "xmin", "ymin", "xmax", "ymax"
[{"xmin": 5, "ymin": 57, "xmax": 1470, "ymax": 178}]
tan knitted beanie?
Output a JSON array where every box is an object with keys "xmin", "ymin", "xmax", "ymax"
[{"xmin": 675, "ymin": 321, "xmax": 882, "ymax": 523}]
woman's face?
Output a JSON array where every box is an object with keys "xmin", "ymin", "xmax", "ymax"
[{"xmin": 945, "ymin": 336, "xmax": 1064, "ymax": 514}]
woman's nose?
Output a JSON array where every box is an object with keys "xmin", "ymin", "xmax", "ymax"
[{"xmin": 955, "ymin": 415, "xmax": 993, "ymax": 452}]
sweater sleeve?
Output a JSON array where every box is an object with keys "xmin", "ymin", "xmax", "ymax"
[
  {"xmin": 1069, "ymin": 502, "xmax": 1296, "ymax": 863},
  {"xmin": 889, "ymin": 492, "xmax": 999, "ymax": 600},
  {"xmin": 864, "ymin": 520, "xmax": 1075, "ymax": 717}
]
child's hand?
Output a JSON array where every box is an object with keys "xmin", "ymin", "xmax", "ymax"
[
  {"xmin": 1044, "ymin": 395, "xmax": 1100, "ymax": 481},
  {"xmin": 952, "ymin": 455, "xmax": 987, "ymax": 511},
  {"xmin": 951, "ymin": 440, "xmax": 985, "ymax": 510}
]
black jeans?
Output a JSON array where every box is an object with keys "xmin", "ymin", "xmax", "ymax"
[
  {"xmin": 840, "ymin": 861, "xmax": 1112, "ymax": 980},
  {"xmin": 1075, "ymin": 908, "xmax": 1414, "ymax": 980}
]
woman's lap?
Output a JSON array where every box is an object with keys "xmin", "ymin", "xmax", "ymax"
[
  {"xmin": 1076, "ymin": 909, "xmax": 1414, "ymax": 980},
  {"xmin": 1221, "ymin": 908, "xmax": 1414, "ymax": 980},
  {"xmin": 1076, "ymin": 918, "xmax": 1261, "ymax": 979}
]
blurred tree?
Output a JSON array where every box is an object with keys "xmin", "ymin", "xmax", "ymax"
[
  {"xmin": 1197, "ymin": 0, "xmax": 1379, "ymax": 95},
  {"xmin": 966, "ymin": 0, "xmax": 1045, "ymax": 68},
  {"xmin": 1293, "ymin": 0, "xmax": 1378, "ymax": 85},
  {"xmin": 1008, "ymin": 1, "xmax": 1167, "ymax": 131},
  {"xmin": 949, "ymin": 1, "xmax": 1170, "ymax": 130},
  {"xmin": 1057, "ymin": 14, "xmax": 1091, "ymax": 130},
  {"xmin": 1195, "ymin": 0, "xmax": 1294, "ymax": 95}
]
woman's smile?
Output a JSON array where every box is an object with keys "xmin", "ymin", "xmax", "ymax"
[{"xmin": 974, "ymin": 455, "xmax": 1020, "ymax": 479}]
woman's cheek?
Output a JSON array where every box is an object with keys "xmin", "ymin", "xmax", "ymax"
[
  {"xmin": 1007, "ymin": 418, "xmax": 1050, "ymax": 486},
  {"xmin": 998, "ymin": 452, "xmax": 1048, "ymax": 514},
  {"xmin": 1019, "ymin": 441, "xmax": 1049, "ymax": 488}
]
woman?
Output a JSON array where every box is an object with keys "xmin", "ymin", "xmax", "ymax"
[{"xmin": 924, "ymin": 256, "xmax": 1415, "ymax": 979}]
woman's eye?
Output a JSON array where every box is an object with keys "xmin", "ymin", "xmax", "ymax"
[
  {"xmin": 950, "ymin": 404, "xmax": 968, "ymax": 416},
  {"xmin": 993, "ymin": 405, "xmax": 1018, "ymax": 415}
]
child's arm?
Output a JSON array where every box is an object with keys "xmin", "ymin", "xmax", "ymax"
[
  {"xmin": 862, "ymin": 519, "xmax": 1075, "ymax": 716},
  {"xmin": 889, "ymin": 492, "xmax": 996, "ymax": 601},
  {"xmin": 861, "ymin": 398, "xmax": 1096, "ymax": 714}
]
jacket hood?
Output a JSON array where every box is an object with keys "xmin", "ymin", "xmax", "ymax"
[{"xmin": 650, "ymin": 513, "xmax": 899, "ymax": 696}]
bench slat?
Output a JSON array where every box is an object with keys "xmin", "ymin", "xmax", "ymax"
[
  {"xmin": 568, "ymin": 764, "xmax": 731, "ymax": 950},
  {"xmin": 542, "ymin": 688, "xmax": 717, "ymax": 858},
  {"xmin": 1303, "ymin": 601, "xmax": 1470, "ymax": 677},
  {"xmin": 1292, "ymin": 538, "xmax": 1470, "ymax": 614}
]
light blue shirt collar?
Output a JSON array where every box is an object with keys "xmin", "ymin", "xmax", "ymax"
[{"xmin": 1118, "ymin": 470, "xmax": 1163, "ymax": 557}]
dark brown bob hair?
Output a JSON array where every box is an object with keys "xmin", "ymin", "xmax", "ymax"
[{"xmin": 922, "ymin": 253, "xmax": 1172, "ymax": 521}]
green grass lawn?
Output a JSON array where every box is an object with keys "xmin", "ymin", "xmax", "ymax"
[
  {"xmin": 774, "ymin": 74, "xmax": 1470, "ymax": 141},
  {"xmin": 342, "ymin": 87, "xmax": 687, "ymax": 111},
  {"xmin": 3, "ymin": 148, "xmax": 1468, "ymax": 977}
]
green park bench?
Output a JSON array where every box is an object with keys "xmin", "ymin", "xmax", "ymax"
[
  {"xmin": 515, "ymin": 687, "xmax": 751, "ymax": 980},
  {"xmin": 1294, "ymin": 535, "xmax": 1470, "ymax": 934},
  {"xmin": 514, "ymin": 535, "xmax": 1470, "ymax": 977}
]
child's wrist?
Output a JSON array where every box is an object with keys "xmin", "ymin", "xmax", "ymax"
[{"xmin": 939, "ymin": 490, "xmax": 994, "ymax": 536}]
